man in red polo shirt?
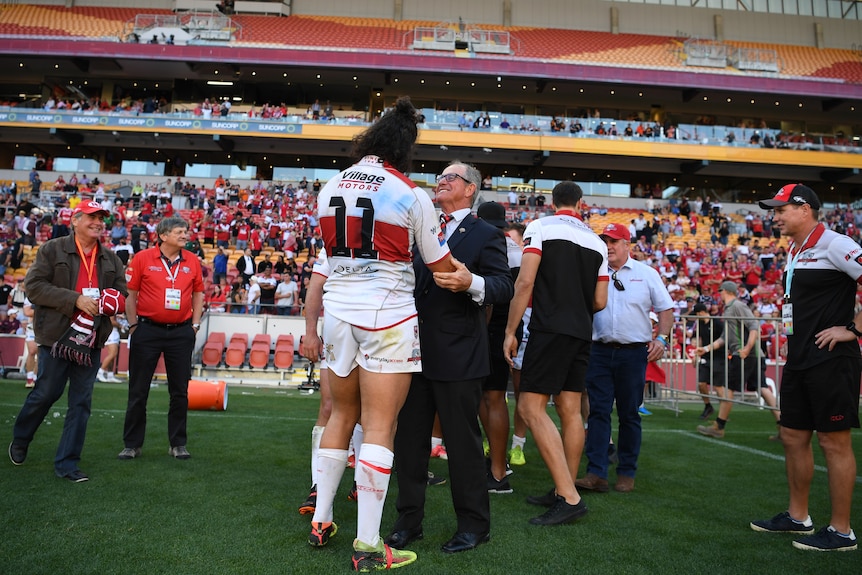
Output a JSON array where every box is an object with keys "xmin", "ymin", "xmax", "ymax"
[{"xmin": 118, "ymin": 215, "xmax": 204, "ymax": 461}]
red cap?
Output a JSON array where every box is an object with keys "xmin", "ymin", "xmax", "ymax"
[
  {"xmin": 758, "ymin": 183, "xmax": 821, "ymax": 210},
  {"xmin": 73, "ymin": 201, "xmax": 109, "ymax": 218},
  {"xmin": 600, "ymin": 223, "xmax": 630, "ymax": 242}
]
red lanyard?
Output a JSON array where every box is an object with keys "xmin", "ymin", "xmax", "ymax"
[{"xmin": 74, "ymin": 237, "xmax": 98, "ymax": 288}]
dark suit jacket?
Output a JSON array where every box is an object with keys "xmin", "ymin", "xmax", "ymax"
[
  {"xmin": 394, "ymin": 213, "xmax": 513, "ymax": 535},
  {"xmin": 235, "ymin": 255, "xmax": 256, "ymax": 276},
  {"xmin": 413, "ymin": 214, "xmax": 513, "ymax": 381}
]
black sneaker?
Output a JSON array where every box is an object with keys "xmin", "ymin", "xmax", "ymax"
[
  {"xmin": 348, "ymin": 481, "xmax": 358, "ymax": 501},
  {"xmin": 298, "ymin": 484, "xmax": 317, "ymax": 515},
  {"xmin": 792, "ymin": 526, "xmax": 857, "ymax": 551},
  {"xmin": 427, "ymin": 471, "xmax": 447, "ymax": 486},
  {"xmin": 526, "ymin": 488, "xmax": 557, "ymax": 507},
  {"xmin": 529, "ymin": 495, "xmax": 588, "ymax": 525},
  {"xmin": 9, "ymin": 441, "xmax": 27, "ymax": 465},
  {"xmin": 699, "ymin": 404, "xmax": 715, "ymax": 420},
  {"xmin": 60, "ymin": 469, "xmax": 89, "ymax": 483},
  {"xmin": 750, "ymin": 511, "xmax": 815, "ymax": 534},
  {"xmin": 487, "ymin": 474, "xmax": 513, "ymax": 494},
  {"xmin": 485, "ymin": 457, "xmax": 513, "ymax": 477}
]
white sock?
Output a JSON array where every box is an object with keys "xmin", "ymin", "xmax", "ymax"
[
  {"xmin": 511, "ymin": 434, "xmax": 526, "ymax": 450},
  {"xmin": 311, "ymin": 448, "xmax": 348, "ymax": 526},
  {"xmin": 355, "ymin": 443, "xmax": 393, "ymax": 549},
  {"xmin": 310, "ymin": 425, "xmax": 324, "ymax": 487},
  {"xmin": 27, "ymin": 371, "xmax": 35, "ymax": 379},
  {"xmin": 352, "ymin": 423, "xmax": 364, "ymax": 482},
  {"xmin": 431, "ymin": 436, "xmax": 443, "ymax": 450}
]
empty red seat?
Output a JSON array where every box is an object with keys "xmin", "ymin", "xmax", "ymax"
[
  {"xmin": 248, "ymin": 333, "xmax": 272, "ymax": 369},
  {"xmin": 273, "ymin": 334, "xmax": 295, "ymax": 369},
  {"xmin": 224, "ymin": 333, "xmax": 249, "ymax": 367},
  {"xmin": 201, "ymin": 332, "xmax": 226, "ymax": 367}
]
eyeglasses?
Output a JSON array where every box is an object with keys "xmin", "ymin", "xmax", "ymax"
[
  {"xmin": 612, "ymin": 271, "xmax": 625, "ymax": 291},
  {"xmin": 436, "ymin": 173, "xmax": 471, "ymax": 185}
]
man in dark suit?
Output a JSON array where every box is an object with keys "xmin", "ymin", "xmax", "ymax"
[
  {"xmin": 235, "ymin": 247, "xmax": 256, "ymax": 287},
  {"xmin": 386, "ymin": 161, "xmax": 514, "ymax": 554}
]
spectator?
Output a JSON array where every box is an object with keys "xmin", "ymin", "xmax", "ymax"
[
  {"xmin": 579, "ymin": 223, "xmax": 673, "ymax": 494},
  {"xmin": 9, "ymin": 201, "xmax": 127, "ymax": 482},
  {"xmin": 212, "ymin": 246, "xmax": 228, "ymax": 286},
  {"xmin": 274, "ymin": 274, "xmax": 299, "ymax": 316},
  {"xmin": 246, "ymin": 276, "xmax": 261, "ymax": 314}
]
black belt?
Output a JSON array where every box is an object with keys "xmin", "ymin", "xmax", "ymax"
[
  {"xmin": 138, "ymin": 317, "xmax": 191, "ymax": 329},
  {"xmin": 596, "ymin": 341, "xmax": 649, "ymax": 349}
]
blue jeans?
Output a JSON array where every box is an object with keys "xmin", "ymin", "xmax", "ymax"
[
  {"xmin": 12, "ymin": 346, "xmax": 99, "ymax": 476},
  {"xmin": 584, "ymin": 343, "xmax": 648, "ymax": 479}
]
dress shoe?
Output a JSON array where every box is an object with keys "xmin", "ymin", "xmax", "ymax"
[
  {"xmin": 575, "ymin": 473, "xmax": 609, "ymax": 493},
  {"xmin": 615, "ymin": 475, "xmax": 635, "ymax": 493},
  {"xmin": 384, "ymin": 526, "xmax": 423, "ymax": 549},
  {"xmin": 441, "ymin": 531, "xmax": 490, "ymax": 553}
]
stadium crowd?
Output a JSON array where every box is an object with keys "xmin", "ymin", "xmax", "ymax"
[{"xmin": 4, "ymin": 171, "xmax": 862, "ymax": 348}]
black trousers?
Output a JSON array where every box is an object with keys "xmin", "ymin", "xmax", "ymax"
[
  {"xmin": 392, "ymin": 373, "xmax": 490, "ymax": 535},
  {"xmin": 123, "ymin": 321, "xmax": 195, "ymax": 449}
]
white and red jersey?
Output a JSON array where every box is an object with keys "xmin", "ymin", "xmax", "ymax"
[
  {"xmin": 316, "ymin": 155, "xmax": 449, "ymax": 330},
  {"xmin": 58, "ymin": 207, "xmax": 73, "ymax": 226},
  {"xmin": 216, "ymin": 222, "xmax": 230, "ymax": 242},
  {"xmin": 236, "ymin": 223, "xmax": 249, "ymax": 243}
]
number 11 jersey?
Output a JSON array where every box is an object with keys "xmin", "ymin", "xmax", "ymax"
[{"xmin": 317, "ymin": 155, "xmax": 450, "ymax": 330}]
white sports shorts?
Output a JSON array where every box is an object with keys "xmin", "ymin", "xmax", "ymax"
[{"xmin": 322, "ymin": 311, "xmax": 422, "ymax": 377}]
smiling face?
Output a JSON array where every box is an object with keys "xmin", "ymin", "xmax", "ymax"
[
  {"xmin": 159, "ymin": 225, "xmax": 189, "ymax": 251},
  {"xmin": 434, "ymin": 165, "xmax": 476, "ymax": 214},
  {"xmin": 71, "ymin": 212, "xmax": 105, "ymax": 246},
  {"xmin": 770, "ymin": 204, "xmax": 812, "ymax": 241}
]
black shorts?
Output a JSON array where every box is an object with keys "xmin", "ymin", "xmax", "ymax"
[
  {"xmin": 520, "ymin": 331, "xmax": 590, "ymax": 396},
  {"xmin": 726, "ymin": 355, "xmax": 767, "ymax": 393},
  {"xmin": 697, "ymin": 358, "xmax": 726, "ymax": 386},
  {"xmin": 483, "ymin": 355, "xmax": 511, "ymax": 392},
  {"xmin": 483, "ymin": 327, "xmax": 511, "ymax": 392},
  {"xmin": 780, "ymin": 356, "xmax": 861, "ymax": 432}
]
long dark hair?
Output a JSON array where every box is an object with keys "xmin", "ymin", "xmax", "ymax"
[{"xmin": 351, "ymin": 96, "xmax": 419, "ymax": 173}]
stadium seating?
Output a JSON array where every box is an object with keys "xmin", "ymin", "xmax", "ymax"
[
  {"xmin": 248, "ymin": 333, "xmax": 271, "ymax": 368},
  {"xmin": 201, "ymin": 331, "xmax": 226, "ymax": 367},
  {"xmin": 224, "ymin": 332, "xmax": 249, "ymax": 367},
  {"xmin": 2, "ymin": 6, "xmax": 856, "ymax": 84},
  {"xmin": 273, "ymin": 334, "xmax": 294, "ymax": 369}
]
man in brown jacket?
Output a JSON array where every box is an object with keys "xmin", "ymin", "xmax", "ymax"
[{"xmin": 8, "ymin": 201, "xmax": 127, "ymax": 482}]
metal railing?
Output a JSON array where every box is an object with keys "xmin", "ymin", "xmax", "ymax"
[{"xmin": 649, "ymin": 313, "xmax": 785, "ymax": 415}]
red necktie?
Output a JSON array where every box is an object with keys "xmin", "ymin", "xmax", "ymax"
[{"xmin": 439, "ymin": 213, "xmax": 454, "ymax": 245}]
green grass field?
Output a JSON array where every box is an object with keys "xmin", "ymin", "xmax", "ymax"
[{"xmin": 1, "ymin": 380, "xmax": 859, "ymax": 575}]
